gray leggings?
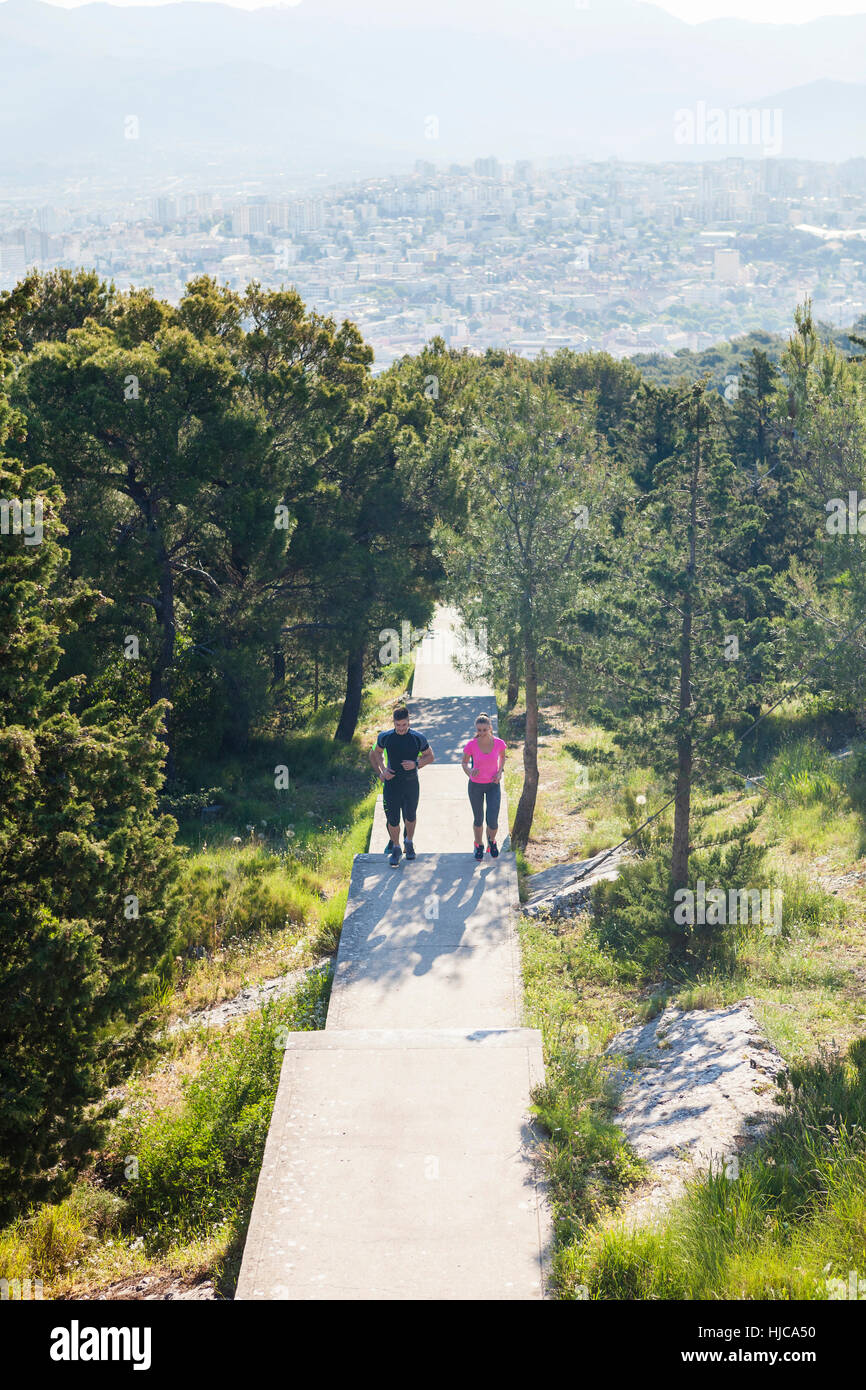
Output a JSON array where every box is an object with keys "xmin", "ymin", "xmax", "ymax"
[{"xmin": 468, "ymin": 780, "xmax": 501, "ymax": 830}]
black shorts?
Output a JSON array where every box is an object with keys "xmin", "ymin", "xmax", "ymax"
[{"xmin": 383, "ymin": 775, "xmax": 420, "ymax": 826}]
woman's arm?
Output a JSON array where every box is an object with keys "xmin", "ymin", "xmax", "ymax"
[{"xmin": 461, "ymin": 748, "xmax": 473, "ymax": 778}]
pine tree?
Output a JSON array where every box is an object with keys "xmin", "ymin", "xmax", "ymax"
[
  {"xmin": 17, "ymin": 290, "xmax": 265, "ymax": 773},
  {"xmin": 567, "ymin": 381, "xmax": 771, "ymax": 906},
  {"xmin": 0, "ymin": 336, "xmax": 179, "ymax": 1212},
  {"xmin": 775, "ymin": 304, "xmax": 866, "ymax": 722},
  {"xmin": 442, "ymin": 365, "xmax": 613, "ymax": 848}
]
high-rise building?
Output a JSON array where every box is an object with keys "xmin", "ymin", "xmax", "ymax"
[
  {"xmin": 713, "ymin": 248, "xmax": 742, "ymax": 284},
  {"xmin": 290, "ymin": 199, "xmax": 323, "ymax": 233},
  {"xmin": 151, "ymin": 197, "xmax": 177, "ymax": 225},
  {"xmin": 0, "ymin": 243, "xmax": 27, "ymax": 278},
  {"xmin": 231, "ymin": 204, "xmax": 267, "ymax": 236}
]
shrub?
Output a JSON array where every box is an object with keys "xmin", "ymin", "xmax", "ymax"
[
  {"xmin": 106, "ymin": 969, "xmax": 330, "ymax": 1245},
  {"xmin": 765, "ymin": 737, "xmax": 845, "ymax": 809},
  {"xmin": 531, "ymin": 1048, "xmax": 645, "ymax": 1248},
  {"xmin": 0, "ymin": 1184, "xmax": 128, "ymax": 1286}
]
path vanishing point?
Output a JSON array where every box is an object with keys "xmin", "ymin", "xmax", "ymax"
[{"xmin": 236, "ymin": 607, "xmax": 551, "ymax": 1300}]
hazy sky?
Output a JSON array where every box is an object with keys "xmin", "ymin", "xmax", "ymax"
[
  {"xmin": 656, "ymin": 0, "xmax": 866, "ymax": 18},
  {"xmin": 26, "ymin": 0, "xmax": 866, "ymax": 20}
]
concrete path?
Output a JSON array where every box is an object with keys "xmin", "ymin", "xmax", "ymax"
[
  {"xmin": 329, "ymin": 854, "xmax": 522, "ymax": 1029},
  {"xmin": 236, "ymin": 607, "xmax": 551, "ymax": 1300}
]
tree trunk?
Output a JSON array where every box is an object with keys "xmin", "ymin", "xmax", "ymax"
[
  {"xmin": 671, "ymin": 395, "xmax": 700, "ymax": 900},
  {"xmin": 671, "ymin": 732, "xmax": 692, "ymax": 891},
  {"xmin": 149, "ymin": 547, "xmax": 176, "ymax": 780},
  {"xmin": 506, "ymin": 649, "xmax": 520, "ymax": 709},
  {"xmin": 672, "ymin": 593, "xmax": 694, "ymax": 891},
  {"xmin": 511, "ymin": 632, "xmax": 539, "ymax": 849},
  {"xmin": 334, "ymin": 642, "xmax": 365, "ymax": 743},
  {"xmin": 223, "ymin": 670, "xmax": 251, "ymax": 753}
]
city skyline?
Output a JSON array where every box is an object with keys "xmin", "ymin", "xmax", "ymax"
[{"xmin": 4, "ymin": 154, "xmax": 864, "ymax": 372}]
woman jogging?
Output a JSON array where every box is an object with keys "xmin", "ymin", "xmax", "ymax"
[{"xmin": 461, "ymin": 713, "xmax": 507, "ymax": 860}]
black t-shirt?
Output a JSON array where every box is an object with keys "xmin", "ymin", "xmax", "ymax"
[{"xmin": 377, "ymin": 728, "xmax": 429, "ymax": 779}]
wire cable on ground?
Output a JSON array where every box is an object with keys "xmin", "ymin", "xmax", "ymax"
[{"xmin": 561, "ymin": 602, "xmax": 866, "ymax": 884}]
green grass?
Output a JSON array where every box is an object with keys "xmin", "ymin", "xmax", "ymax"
[
  {"xmin": 531, "ymin": 1049, "xmax": 647, "ymax": 1249},
  {"xmin": 559, "ymin": 1040, "xmax": 866, "ymax": 1300},
  {"xmin": 0, "ymin": 664, "xmax": 405, "ymax": 1296},
  {"xmin": 174, "ymin": 803, "xmax": 374, "ymax": 953},
  {"xmin": 514, "ymin": 692, "xmax": 866, "ymax": 1299},
  {"xmin": 734, "ymin": 699, "xmax": 861, "ymax": 778},
  {"xmin": 519, "ymin": 909, "xmax": 647, "ymax": 1285},
  {"xmin": 148, "ymin": 665, "xmax": 408, "ymax": 1022},
  {"xmin": 0, "ymin": 969, "xmax": 331, "ymax": 1297},
  {"xmin": 755, "ymin": 734, "xmax": 866, "ymax": 861},
  {"xmin": 556, "ymin": 727, "xmax": 666, "ymax": 862},
  {"xmin": 109, "ymin": 972, "xmax": 330, "ymax": 1244},
  {"xmin": 0, "ymin": 1185, "xmax": 129, "ymax": 1294}
]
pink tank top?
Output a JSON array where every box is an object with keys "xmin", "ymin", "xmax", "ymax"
[{"xmin": 464, "ymin": 736, "xmax": 506, "ymax": 783}]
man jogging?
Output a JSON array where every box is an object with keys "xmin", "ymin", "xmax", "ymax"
[{"xmin": 370, "ymin": 705, "xmax": 435, "ymax": 866}]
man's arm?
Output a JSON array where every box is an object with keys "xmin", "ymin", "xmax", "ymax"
[
  {"xmin": 370, "ymin": 740, "xmax": 394, "ymax": 779},
  {"xmin": 418, "ymin": 744, "xmax": 435, "ymax": 769}
]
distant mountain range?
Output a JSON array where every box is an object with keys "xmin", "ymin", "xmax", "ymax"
[{"xmin": 2, "ymin": 0, "xmax": 866, "ymax": 181}]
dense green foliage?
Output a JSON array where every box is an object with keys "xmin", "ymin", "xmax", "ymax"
[
  {"xmin": 4, "ymin": 260, "xmax": 866, "ymax": 1290},
  {"xmin": 0, "ymin": 325, "xmax": 180, "ymax": 1214},
  {"xmin": 0, "ymin": 271, "xmax": 462, "ymax": 1211},
  {"xmin": 8, "ymin": 273, "xmax": 462, "ymax": 770},
  {"xmin": 438, "ymin": 362, "xmax": 614, "ymax": 846}
]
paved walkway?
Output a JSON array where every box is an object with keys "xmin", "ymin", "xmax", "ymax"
[{"xmin": 236, "ymin": 608, "xmax": 551, "ymax": 1300}]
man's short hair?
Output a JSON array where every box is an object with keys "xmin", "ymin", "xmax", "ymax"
[{"xmin": 392, "ymin": 705, "xmax": 410, "ymax": 721}]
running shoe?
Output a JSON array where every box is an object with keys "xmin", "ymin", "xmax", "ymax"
[
  {"xmin": 488, "ymin": 840, "xmax": 499, "ymax": 858},
  {"xmin": 404, "ymin": 839, "xmax": 416, "ymax": 861},
  {"xmin": 473, "ymin": 843, "xmax": 484, "ymax": 861},
  {"xmin": 389, "ymin": 843, "xmax": 403, "ymax": 867}
]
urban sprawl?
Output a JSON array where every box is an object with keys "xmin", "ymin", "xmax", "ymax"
[{"xmin": 2, "ymin": 156, "xmax": 866, "ymax": 366}]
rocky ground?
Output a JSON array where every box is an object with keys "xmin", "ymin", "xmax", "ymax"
[
  {"xmin": 165, "ymin": 958, "xmax": 332, "ymax": 1036},
  {"xmin": 605, "ymin": 999, "xmax": 787, "ymax": 1228},
  {"xmin": 521, "ymin": 845, "xmax": 633, "ymax": 918},
  {"xmin": 75, "ymin": 1274, "xmax": 221, "ymax": 1301}
]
